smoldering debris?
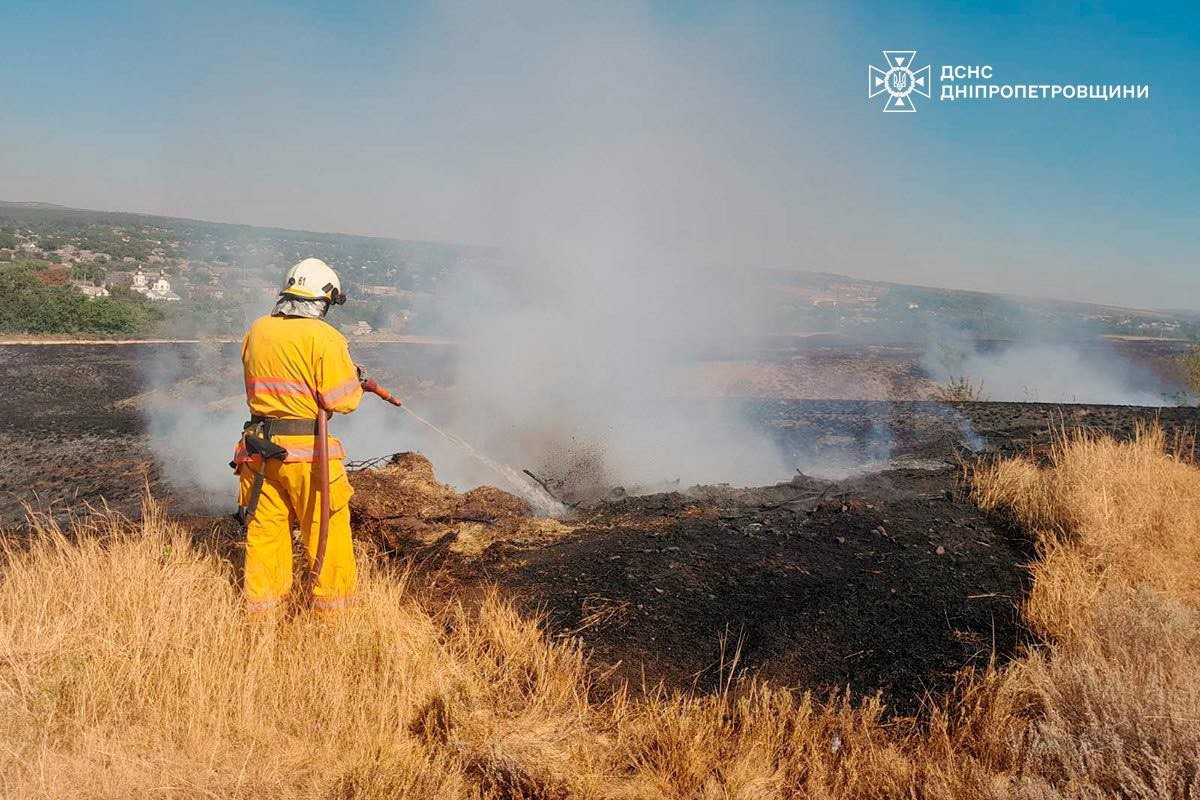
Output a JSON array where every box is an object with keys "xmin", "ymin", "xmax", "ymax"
[{"xmin": 348, "ymin": 451, "xmax": 572, "ymax": 555}]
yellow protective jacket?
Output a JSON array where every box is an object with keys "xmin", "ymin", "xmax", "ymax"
[{"xmin": 233, "ymin": 314, "xmax": 364, "ymax": 464}]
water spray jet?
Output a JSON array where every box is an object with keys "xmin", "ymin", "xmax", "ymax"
[{"xmin": 360, "ymin": 379, "xmax": 565, "ymax": 516}]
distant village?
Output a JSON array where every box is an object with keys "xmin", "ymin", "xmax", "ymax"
[
  {"xmin": 1, "ymin": 204, "xmax": 1195, "ymax": 341},
  {"xmin": 0, "ymin": 225, "xmax": 449, "ymax": 337},
  {"xmin": 2, "ymin": 235, "xmax": 178, "ymax": 300}
]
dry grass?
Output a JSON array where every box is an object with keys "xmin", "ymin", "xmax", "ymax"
[
  {"xmin": 1, "ymin": 424, "xmax": 1198, "ymax": 798},
  {"xmin": 974, "ymin": 423, "xmax": 1200, "ymax": 638},
  {"xmin": 973, "ymin": 424, "xmax": 1200, "ymax": 798},
  {"xmin": 0, "ymin": 502, "xmax": 933, "ymax": 798},
  {"xmin": 931, "ymin": 376, "xmax": 987, "ymax": 403},
  {"xmin": 1179, "ymin": 345, "xmax": 1200, "ymax": 403}
]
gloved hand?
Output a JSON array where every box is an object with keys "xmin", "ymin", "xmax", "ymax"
[{"xmin": 356, "ymin": 363, "xmax": 369, "ymax": 385}]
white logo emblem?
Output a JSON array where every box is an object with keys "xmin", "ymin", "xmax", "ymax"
[{"xmin": 868, "ymin": 51, "xmax": 931, "ymax": 112}]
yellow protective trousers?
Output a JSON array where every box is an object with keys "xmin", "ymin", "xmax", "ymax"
[{"xmin": 237, "ymin": 458, "xmax": 356, "ymax": 614}]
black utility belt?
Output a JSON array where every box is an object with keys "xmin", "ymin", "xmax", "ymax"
[{"xmin": 245, "ymin": 416, "xmax": 323, "ymax": 437}]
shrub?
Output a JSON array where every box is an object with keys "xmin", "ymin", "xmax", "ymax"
[
  {"xmin": 931, "ymin": 375, "xmax": 986, "ymax": 403},
  {"xmin": 0, "ymin": 262, "xmax": 161, "ymax": 336}
]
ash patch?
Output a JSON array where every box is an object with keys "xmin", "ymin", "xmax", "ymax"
[{"xmin": 466, "ymin": 464, "xmax": 1031, "ymax": 716}]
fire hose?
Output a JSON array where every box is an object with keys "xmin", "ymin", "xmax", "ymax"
[
  {"xmin": 360, "ymin": 378, "xmax": 404, "ymax": 407},
  {"xmin": 310, "ymin": 379, "xmax": 402, "ymax": 588},
  {"xmin": 359, "ymin": 379, "xmax": 562, "ymax": 514},
  {"xmin": 308, "ymin": 378, "xmax": 560, "ymax": 591},
  {"xmin": 310, "ymin": 407, "xmax": 332, "ymax": 588}
]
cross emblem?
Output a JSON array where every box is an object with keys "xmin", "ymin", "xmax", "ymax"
[{"xmin": 868, "ymin": 51, "xmax": 931, "ymax": 113}]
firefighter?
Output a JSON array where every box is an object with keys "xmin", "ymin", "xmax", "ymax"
[{"xmin": 233, "ymin": 257, "xmax": 367, "ymax": 614}]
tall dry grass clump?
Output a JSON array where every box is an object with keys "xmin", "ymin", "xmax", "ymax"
[
  {"xmin": 974, "ymin": 424, "xmax": 1200, "ymax": 638},
  {"xmin": 2, "ymin": 423, "xmax": 1198, "ymax": 798},
  {"xmin": 0, "ymin": 502, "xmax": 940, "ymax": 799},
  {"xmin": 974, "ymin": 424, "xmax": 1200, "ymax": 798},
  {"xmin": 0, "ymin": 503, "xmax": 601, "ymax": 798}
]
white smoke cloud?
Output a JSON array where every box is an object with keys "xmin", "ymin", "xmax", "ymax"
[
  {"xmin": 143, "ymin": 3, "xmax": 841, "ymax": 504},
  {"xmin": 382, "ymin": 3, "xmax": 830, "ymax": 491},
  {"xmin": 133, "ymin": 3, "xmax": 1185, "ymax": 515},
  {"xmin": 923, "ymin": 325, "xmax": 1171, "ymax": 405}
]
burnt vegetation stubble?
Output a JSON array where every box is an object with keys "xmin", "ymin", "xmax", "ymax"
[{"xmin": 3, "ymin": 342, "xmax": 1198, "ymax": 717}]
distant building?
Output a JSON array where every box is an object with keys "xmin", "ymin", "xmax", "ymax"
[
  {"xmin": 348, "ymin": 320, "xmax": 373, "ymax": 336},
  {"xmin": 131, "ymin": 268, "xmax": 181, "ymax": 302},
  {"xmin": 76, "ymin": 284, "xmax": 111, "ymax": 300}
]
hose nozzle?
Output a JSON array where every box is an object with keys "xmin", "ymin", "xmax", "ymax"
[{"xmin": 361, "ymin": 378, "xmax": 403, "ymax": 407}]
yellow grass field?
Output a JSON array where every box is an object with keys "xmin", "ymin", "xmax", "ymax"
[{"xmin": 1, "ymin": 426, "xmax": 1197, "ymax": 798}]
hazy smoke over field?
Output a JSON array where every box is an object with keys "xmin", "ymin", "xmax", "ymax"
[
  {"xmin": 140, "ymin": 341, "xmax": 245, "ymax": 513},
  {"xmin": 133, "ymin": 2, "xmax": 1186, "ymax": 511},
  {"xmin": 923, "ymin": 325, "xmax": 1172, "ymax": 405},
  {"xmin": 380, "ymin": 3, "xmax": 827, "ymax": 490}
]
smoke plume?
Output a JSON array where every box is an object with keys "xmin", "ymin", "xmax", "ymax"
[
  {"xmin": 923, "ymin": 323, "xmax": 1172, "ymax": 405},
  {"xmin": 371, "ymin": 4, "xmax": 829, "ymax": 492}
]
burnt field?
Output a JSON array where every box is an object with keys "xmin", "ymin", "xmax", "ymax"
[{"xmin": 1, "ymin": 342, "xmax": 1198, "ymax": 715}]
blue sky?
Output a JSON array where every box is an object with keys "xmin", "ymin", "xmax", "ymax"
[{"xmin": 1, "ymin": 1, "xmax": 1196, "ymax": 309}]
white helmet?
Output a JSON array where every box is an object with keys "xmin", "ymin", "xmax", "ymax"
[{"xmin": 280, "ymin": 258, "xmax": 345, "ymax": 305}]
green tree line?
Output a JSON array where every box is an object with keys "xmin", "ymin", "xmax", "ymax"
[{"xmin": 0, "ymin": 262, "xmax": 163, "ymax": 336}]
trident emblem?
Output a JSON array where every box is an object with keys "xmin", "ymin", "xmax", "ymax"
[{"xmin": 868, "ymin": 51, "xmax": 930, "ymax": 112}]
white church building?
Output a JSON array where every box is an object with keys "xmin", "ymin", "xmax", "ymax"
[{"xmin": 131, "ymin": 268, "xmax": 181, "ymax": 302}]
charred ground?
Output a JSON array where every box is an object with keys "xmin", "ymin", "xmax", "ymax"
[
  {"xmin": 346, "ymin": 398, "xmax": 1199, "ymax": 715},
  {"xmin": 1, "ymin": 342, "xmax": 1197, "ymax": 715}
]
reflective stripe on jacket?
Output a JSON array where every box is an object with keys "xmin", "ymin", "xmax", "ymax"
[{"xmin": 234, "ymin": 314, "xmax": 364, "ymax": 464}]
